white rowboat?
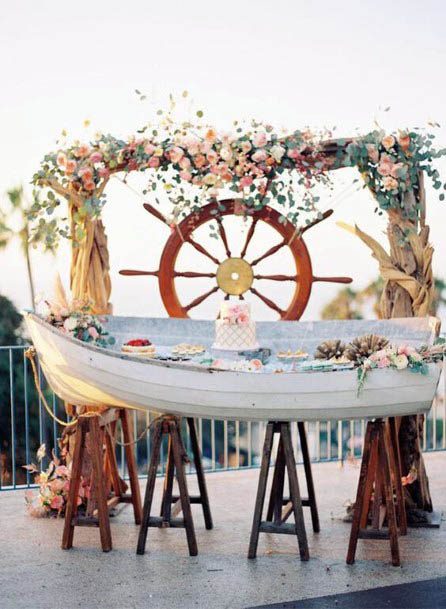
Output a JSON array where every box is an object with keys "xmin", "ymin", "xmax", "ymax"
[{"xmin": 24, "ymin": 313, "xmax": 442, "ymax": 422}]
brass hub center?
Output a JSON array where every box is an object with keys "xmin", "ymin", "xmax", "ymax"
[{"xmin": 216, "ymin": 257, "xmax": 254, "ymax": 296}]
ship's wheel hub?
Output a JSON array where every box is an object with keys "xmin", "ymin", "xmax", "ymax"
[{"xmin": 216, "ymin": 257, "xmax": 253, "ymax": 296}]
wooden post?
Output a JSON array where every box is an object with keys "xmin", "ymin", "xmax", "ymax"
[
  {"xmin": 248, "ymin": 421, "xmax": 309, "ymax": 561},
  {"xmin": 137, "ymin": 416, "xmax": 202, "ymax": 557},
  {"xmin": 61, "ymin": 409, "xmax": 142, "ymax": 552},
  {"xmin": 347, "ymin": 418, "xmax": 407, "ymax": 566}
]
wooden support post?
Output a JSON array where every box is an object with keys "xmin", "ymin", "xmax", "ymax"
[
  {"xmin": 248, "ymin": 421, "xmax": 309, "ymax": 560},
  {"xmin": 61, "ymin": 408, "xmax": 143, "ymax": 552},
  {"xmin": 137, "ymin": 416, "xmax": 199, "ymax": 556},
  {"xmin": 271, "ymin": 423, "xmax": 320, "ymax": 533},
  {"xmin": 347, "ymin": 418, "xmax": 406, "ymax": 566}
]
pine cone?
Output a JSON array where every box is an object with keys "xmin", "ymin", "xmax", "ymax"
[
  {"xmin": 345, "ymin": 334, "xmax": 389, "ymax": 364},
  {"xmin": 314, "ymin": 339, "xmax": 346, "ymax": 360}
]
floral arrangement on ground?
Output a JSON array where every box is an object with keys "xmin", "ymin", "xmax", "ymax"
[{"xmin": 24, "ymin": 444, "xmax": 90, "ymax": 517}]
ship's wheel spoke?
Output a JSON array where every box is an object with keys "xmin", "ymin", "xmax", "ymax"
[
  {"xmin": 254, "ymin": 274, "xmax": 297, "ymax": 282},
  {"xmin": 216, "ymin": 216, "xmax": 231, "ymax": 258},
  {"xmin": 185, "ymin": 286, "xmax": 219, "ymax": 311},
  {"xmin": 187, "ymin": 236, "xmax": 220, "ymax": 265},
  {"xmin": 119, "ymin": 269, "xmax": 159, "ymax": 277},
  {"xmin": 250, "ymin": 239, "xmax": 287, "ymax": 267},
  {"xmin": 240, "ymin": 217, "xmax": 259, "ymax": 259},
  {"xmin": 250, "ymin": 287, "xmax": 285, "ymax": 317},
  {"xmin": 174, "ymin": 271, "xmax": 216, "ymax": 279},
  {"xmin": 312, "ymin": 276, "xmax": 352, "ymax": 284}
]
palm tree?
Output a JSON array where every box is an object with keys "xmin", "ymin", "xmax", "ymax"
[{"xmin": 0, "ymin": 187, "xmax": 47, "ymax": 310}]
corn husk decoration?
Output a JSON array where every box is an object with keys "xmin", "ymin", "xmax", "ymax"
[
  {"xmin": 314, "ymin": 339, "xmax": 346, "ymax": 360},
  {"xmin": 345, "ymin": 334, "xmax": 389, "ymax": 364}
]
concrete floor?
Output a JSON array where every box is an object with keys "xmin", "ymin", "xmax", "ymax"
[{"xmin": 1, "ymin": 453, "xmax": 446, "ymax": 609}]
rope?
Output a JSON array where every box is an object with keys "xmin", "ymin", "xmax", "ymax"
[
  {"xmin": 25, "ymin": 348, "xmax": 78, "ymax": 427},
  {"xmin": 105, "ymin": 414, "xmax": 165, "ymax": 447}
]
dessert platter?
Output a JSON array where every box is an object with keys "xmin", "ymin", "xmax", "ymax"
[{"xmin": 24, "ymin": 304, "xmax": 442, "ymax": 422}]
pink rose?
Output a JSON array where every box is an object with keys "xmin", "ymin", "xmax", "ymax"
[
  {"xmin": 65, "ymin": 160, "xmax": 77, "ymax": 175},
  {"xmin": 179, "ymin": 170, "xmax": 192, "ymax": 181},
  {"xmin": 287, "ymin": 148, "xmax": 298, "ymax": 159},
  {"xmin": 50, "ymin": 494, "xmax": 64, "ymax": 510},
  {"xmin": 78, "ymin": 167, "xmax": 93, "ymax": 181},
  {"xmin": 366, "ymin": 144, "xmax": 379, "ymax": 164},
  {"xmin": 55, "ymin": 465, "xmax": 69, "ymax": 477},
  {"xmin": 390, "ymin": 162, "xmax": 406, "ymax": 179},
  {"xmin": 144, "ymin": 142, "xmax": 155, "ymax": 155},
  {"xmin": 377, "ymin": 155, "xmax": 394, "ymax": 176},
  {"xmin": 240, "ymin": 141, "xmax": 252, "ymax": 154},
  {"xmin": 377, "ymin": 356, "xmax": 391, "ymax": 368},
  {"xmin": 88, "ymin": 326, "xmax": 99, "ymax": 339},
  {"xmin": 148, "ymin": 157, "xmax": 160, "ymax": 168},
  {"xmin": 207, "ymin": 150, "xmax": 218, "ymax": 165},
  {"xmin": 98, "ymin": 166, "xmax": 110, "ymax": 179},
  {"xmin": 169, "ymin": 146, "xmax": 184, "ymax": 164},
  {"xmin": 179, "ymin": 156, "xmax": 191, "ymax": 169},
  {"xmin": 240, "ymin": 176, "xmax": 253, "ymax": 189},
  {"xmin": 253, "ymin": 132, "xmax": 267, "ymax": 148},
  {"xmin": 89, "ymin": 151, "xmax": 102, "ymax": 164},
  {"xmin": 252, "ymin": 149, "xmax": 268, "ymax": 163}
]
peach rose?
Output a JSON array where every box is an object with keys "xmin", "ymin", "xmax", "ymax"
[
  {"xmin": 74, "ymin": 145, "xmax": 90, "ymax": 158},
  {"xmin": 382, "ymin": 176, "xmax": 398, "ymax": 191},
  {"xmin": 144, "ymin": 142, "xmax": 155, "ymax": 155},
  {"xmin": 78, "ymin": 167, "xmax": 93, "ymax": 181},
  {"xmin": 397, "ymin": 132, "xmax": 411, "ymax": 151},
  {"xmin": 205, "ymin": 128, "xmax": 217, "ymax": 143},
  {"xmin": 65, "ymin": 160, "xmax": 77, "ymax": 175},
  {"xmin": 381, "ymin": 135, "xmax": 395, "ymax": 150},
  {"xmin": 83, "ymin": 180, "xmax": 96, "ymax": 191},
  {"xmin": 193, "ymin": 154, "xmax": 207, "ymax": 168},
  {"xmin": 240, "ymin": 141, "xmax": 252, "ymax": 154},
  {"xmin": 56, "ymin": 152, "xmax": 67, "ymax": 167}
]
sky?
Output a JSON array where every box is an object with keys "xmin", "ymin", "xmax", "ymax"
[{"xmin": 1, "ymin": 0, "xmax": 445, "ymax": 321}]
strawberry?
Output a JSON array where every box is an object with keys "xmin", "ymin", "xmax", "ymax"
[{"xmin": 125, "ymin": 338, "xmax": 152, "ymax": 347}]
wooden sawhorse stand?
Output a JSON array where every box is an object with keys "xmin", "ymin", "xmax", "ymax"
[
  {"xmin": 137, "ymin": 416, "xmax": 213, "ymax": 556},
  {"xmin": 248, "ymin": 421, "xmax": 319, "ymax": 561},
  {"xmin": 62, "ymin": 408, "xmax": 142, "ymax": 552},
  {"xmin": 347, "ymin": 417, "xmax": 407, "ymax": 566}
]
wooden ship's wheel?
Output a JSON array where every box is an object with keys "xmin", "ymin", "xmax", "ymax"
[{"xmin": 120, "ymin": 199, "xmax": 352, "ymax": 319}]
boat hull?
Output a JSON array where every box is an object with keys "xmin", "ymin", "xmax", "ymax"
[{"xmin": 25, "ymin": 314, "xmax": 441, "ymax": 422}]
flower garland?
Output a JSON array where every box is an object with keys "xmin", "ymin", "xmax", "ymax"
[{"xmin": 30, "ymin": 95, "xmax": 446, "ymax": 248}]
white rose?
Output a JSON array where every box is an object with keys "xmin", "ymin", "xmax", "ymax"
[
  {"xmin": 270, "ymin": 144, "xmax": 285, "ymax": 162},
  {"xmin": 220, "ymin": 147, "xmax": 233, "ymax": 162},
  {"xmin": 63, "ymin": 317, "xmax": 78, "ymax": 332},
  {"xmin": 394, "ymin": 354, "xmax": 408, "ymax": 370}
]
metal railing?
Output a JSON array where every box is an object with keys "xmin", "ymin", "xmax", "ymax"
[{"xmin": 0, "ymin": 345, "xmax": 444, "ymax": 491}]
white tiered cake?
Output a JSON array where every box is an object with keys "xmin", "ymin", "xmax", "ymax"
[{"xmin": 212, "ymin": 302, "xmax": 258, "ymax": 351}]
